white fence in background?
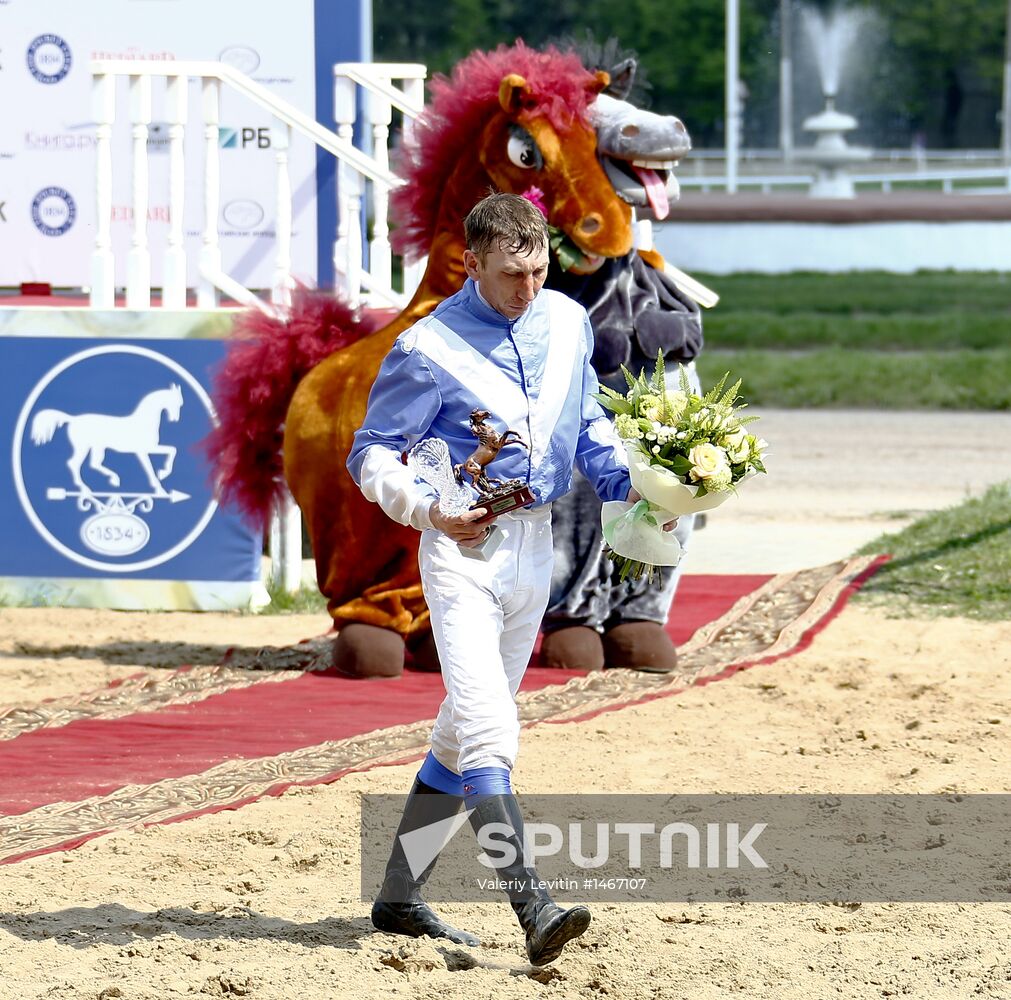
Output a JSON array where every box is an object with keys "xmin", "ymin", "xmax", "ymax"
[
  {"xmin": 333, "ymin": 62, "xmax": 426, "ymax": 309},
  {"xmin": 680, "ymin": 148, "xmax": 1011, "ymax": 195},
  {"xmin": 90, "ymin": 60, "xmax": 426, "ymax": 319},
  {"xmin": 88, "ymin": 64, "xmax": 1011, "ymax": 313},
  {"xmin": 691, "ymin": 147, "xmax": 1011, "ymax": 162},
  {"xmin": 680, "ymin": 165, "xmax": 1011, "ymax": 195}
]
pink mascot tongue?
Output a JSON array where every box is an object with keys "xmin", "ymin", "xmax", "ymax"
[{"xmin": 632, "ymin": 164, "xmax": 670, "ymax": 220}]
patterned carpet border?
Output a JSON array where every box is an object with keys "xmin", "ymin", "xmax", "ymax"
[
  {"xmin": 0, "ymin": 557, "xmax": 883, "ymax": 865},
  {"xmin": 0, "ymin": 636, "xmax": 336, "ymax": 742}
]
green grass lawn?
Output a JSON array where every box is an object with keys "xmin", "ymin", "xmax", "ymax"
[
  {"xmin": 855, "ymin": 482, "xmax": 1011, "ymax": 621},
  {"xmin": 698, "ymin": 270, "xmax": 1011, "ymax": 317},
  {"xmin": 701, "ymin": 313, "xmax": 1011, "ymax": 351},
  {"xmin": 697, "ymin": 348, "xmax": 1011, "ymax": 409},
  {"xmin": 688, "ymin": 271, "xmax": 1011, "ymax": 409}
]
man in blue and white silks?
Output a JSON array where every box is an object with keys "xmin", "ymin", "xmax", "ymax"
[{"xmin": 347, "ymin": 193, "xmax": 635, "ymax": 966}]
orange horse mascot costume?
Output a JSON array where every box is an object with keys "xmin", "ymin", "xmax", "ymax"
[{"xmin": 207, "ymin": 42, "xmax": 633, "ymax": 677}]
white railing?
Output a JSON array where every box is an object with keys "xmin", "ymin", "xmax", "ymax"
[
  {"xmin": 680, "ymin": 173, "xmax": 811, "ymax": 194},
  {"xmin": 332, "ymin": 62, "xmax": 426, "ymax": 309},
  {"xmin": 690, "ymin": 147, "xmax": 1011, "ymax": 163},
  {"xmin": 853, "ymin": 165, "xmax": 1011, "ymax": 194},
  {"xmin": 680, "ymin": 166, "xmax": 1011, "ymax": 194},
  {"xmin": 90, "ymin": 60, "xmax": 423, "ymax": 317},
  {"xmin": 679, "ymin": 157, "xmax": 1011, "ymax": 195}
]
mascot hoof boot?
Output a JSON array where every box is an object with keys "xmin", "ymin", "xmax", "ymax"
[
  {"xmin": 331, "ymin": 624, "xmax": 405, "ymax": 679},
  {"xmin": 603, "ymin": 621, "xmax": 678, "ymax": 673},
  {"xmin": 540, "ymin": 626, "xmax": 605, "ymax": 671},
  {"xmin": 407, "ymin": 631, "xmax": 442, "ymax": 673}
]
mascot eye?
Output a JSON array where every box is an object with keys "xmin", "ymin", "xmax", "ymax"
[{"xmin": 507, "ymin": 130, "xmax": 543, "ymax": 170}]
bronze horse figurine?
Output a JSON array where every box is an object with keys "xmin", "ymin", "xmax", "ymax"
[{"xmin": 453, "ymin": 409, "xmax": 527, "ymax": 495}]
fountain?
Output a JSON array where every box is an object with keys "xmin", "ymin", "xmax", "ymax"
[
  {"xmin": 795, "ymin": 5, "xmax": 872, "ymax": 198},
  {"xmin": 652, "ymin": 1, "xmax": 1011, "ymax": 274}
]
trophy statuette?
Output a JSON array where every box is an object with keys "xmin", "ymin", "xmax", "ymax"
[
  {"xmin": 453, "ymin": 408, "xmax": 534, "ymax": 521},
  {"xmin": 407, "ymin": 408, "xmax": 533, "ymax": 560}
]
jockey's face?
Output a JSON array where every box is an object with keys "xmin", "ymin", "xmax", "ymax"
[{"xmin": 464, "ymin": 239, "xmax": 549, "ymax": 321}]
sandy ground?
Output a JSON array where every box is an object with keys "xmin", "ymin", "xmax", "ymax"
[
  {"xmin": 1, "ymin": 410, "xmax": 1010, "ymax": 999},
  {"xmin": 1, "ymin": 605, "xmax": 1009, "ymax": 999}
]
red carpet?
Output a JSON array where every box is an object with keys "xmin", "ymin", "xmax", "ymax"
[
  {"xmin": 0, "ymin": 574, "xmax": 765, "ymax": 817},
  {"xmin": 0, "ymin": 665, "xmax": 581, "ymax": 817},
  {"xmin": 0, "ymin": 560, "xmax": 882, "ymax": 864}
]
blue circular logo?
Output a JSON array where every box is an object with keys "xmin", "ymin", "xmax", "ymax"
[
  {"xmin": 31, "ymin": 187, "xmax": 76, "ymax": 237},
  {"xmin": 13, "ymin": 345, "xmax": 219, "ymax": 573},
  {"xmin": 26, "ymin": 34, "xmax": 72, "ymax": 84}
]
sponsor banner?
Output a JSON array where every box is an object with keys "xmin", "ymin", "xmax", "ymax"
[
  {"xmin": 0, "ymin": 0, "xmax": 318, "ymax": 287},
  {"xmin": 0, "ymin": 315, "xmax": 264, "ymax": 610},
  {"xmin": 361, "ymin": 794, "xmax": 1011, "ymax": 903}
]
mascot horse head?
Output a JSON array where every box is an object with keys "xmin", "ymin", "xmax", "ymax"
[
  {"xmin": 583, "ymin": 45, "xmax": 692, "ymax": 224},
  {"xmin": 391, "ymin": 41, "xmax": 633, "ymax": 297}
]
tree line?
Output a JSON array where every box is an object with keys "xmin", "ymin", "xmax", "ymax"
[{"xmin": 373, "ymin": 0, "xmax": 1010, "ymax": 150}]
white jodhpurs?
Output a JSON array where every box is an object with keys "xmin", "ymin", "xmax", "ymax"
[{"xmin": 420, "ymin": 505, "xmax": 553, "ymax": 775}]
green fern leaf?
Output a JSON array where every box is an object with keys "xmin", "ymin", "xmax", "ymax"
[
  {"xmin": 597, "ymin": 385, "xmax": 626, "ymax": 400},
  {"xmin": 653, "ymin": 348, "xmax": 666, "ymax": 393},
  {"xmin": 703, "ymin": 372, "xmax": 729, "ymax": 405},
  {"xmin": 679, "ymin": 364, "xmax": 691, "ymax": 395},
  {"xmin": 719, "ymin": 377, "xmax": 743, "ymax": 408}
]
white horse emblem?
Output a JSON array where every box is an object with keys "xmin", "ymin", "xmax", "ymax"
[{"xmin": 30, "ymin": 384, "xmax": 184, "ymax": 496}]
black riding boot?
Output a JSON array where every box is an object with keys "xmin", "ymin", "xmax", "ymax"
[
  {"xmin": 371, "ymin": 777, "xmax": 480, "ymax": 947},
  {"xmin": 469, "ymin": 792, "xmax": 591, "ymax": 966}
]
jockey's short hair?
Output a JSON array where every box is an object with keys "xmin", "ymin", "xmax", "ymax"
[{"xmin": 464, "ymin": 192, "xmax": 548, "ymax": 260}]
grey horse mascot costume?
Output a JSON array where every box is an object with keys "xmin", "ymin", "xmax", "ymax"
[{"xmin": 541, "ymin": 41, "xmax": 705, "ymax": 672}]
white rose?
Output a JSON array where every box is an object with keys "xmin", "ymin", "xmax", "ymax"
[
  {"xmin": 688, "ymin": 443, "xmax": 730, "ymax": 482},
  {"xmin": 723, "ymin": 427, "xmax": 750, "ymax": 464}
]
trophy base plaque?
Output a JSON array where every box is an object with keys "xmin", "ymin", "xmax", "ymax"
[{"xmin": 471, "ymin": 482, "xmax": 535, "ymax": 523}]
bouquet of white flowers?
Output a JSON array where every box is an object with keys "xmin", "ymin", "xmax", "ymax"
[{"xmin": 595, "ymin": 351, "xmax": 768, "ymax": 582}]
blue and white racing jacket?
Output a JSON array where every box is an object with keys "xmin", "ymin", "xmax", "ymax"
[{"xmin": 347, "ymin": 278, "xmax": 631, "ymax": 530}]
